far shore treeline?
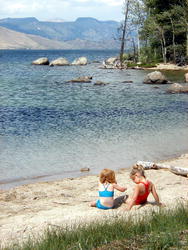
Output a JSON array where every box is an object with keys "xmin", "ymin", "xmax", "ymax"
[{"xmin": 120, "ymin": 0, "xmax": 188, "ymax": 66}]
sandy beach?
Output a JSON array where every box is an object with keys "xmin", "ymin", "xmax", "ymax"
[
  {"xmin": 145, "ymin": 63, "xmax": 188, "ymax": 71},
  {"xmin": 0, "ymin": 153, "xmax": 188, "ymax": 248}
]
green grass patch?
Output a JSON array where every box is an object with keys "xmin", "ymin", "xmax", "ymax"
[
  {"xmin": 127, "ymin": 62, "xmax": 158, "ymax": 68},
  {"xmin": 6, "ymin": 204, "xmax": 188, "ymax": 250}
]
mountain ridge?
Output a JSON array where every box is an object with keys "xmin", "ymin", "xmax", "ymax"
[
  {"xmin": 0, "ymin": 17, "xmax": 120, "ymax": 50},
  {"xmin": 0, "ymin": 17, "xmax": 119, "ymax": 42},
  {"xmin": 0, "ymin": 26, "xmax": 120, "ymax": 50}
]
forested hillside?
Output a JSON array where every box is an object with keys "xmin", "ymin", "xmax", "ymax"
[{"xmin": 122, "ymin": 0, "xmax": 188, "ymax": 64}]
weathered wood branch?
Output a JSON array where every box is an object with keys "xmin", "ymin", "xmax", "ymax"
[{"xmin": 136, "ymin": 161, "xmax": 188, "ymax": 177}]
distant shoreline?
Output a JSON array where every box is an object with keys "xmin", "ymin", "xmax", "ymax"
[
  {"xmin": 0, "ymin": 48, "xmax": 119, "ymax": 51},
  {"xmin": 143, "ymin": 63, "xmax": 188, "ymax": 71}
]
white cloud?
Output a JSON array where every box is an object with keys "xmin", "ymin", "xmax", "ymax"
[
  {"xmin": 74, "ymin": 0, "xmax": 90, "ymax": 2},
  {"xmin": 6, "ymin": 3, "xmax": 26, "ymax": 13},
  {"xmin": 98, "ymin": 0, "xmax": 123, "ymax": 7},
  {"xmin": 0, "ymin": 0, "xmax": 123, "ymax": 20}
]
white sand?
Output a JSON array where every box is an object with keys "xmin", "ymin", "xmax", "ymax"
[
  {"xmin": 0, "ymin": 154, "xmax": 188, "ymax": 248},
  {"xmin": 145, "ymin": 63, "xmax": 188, "ymax": 71}
]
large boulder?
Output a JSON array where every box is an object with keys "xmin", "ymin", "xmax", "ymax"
[
  {"xmin": 101, "ymin": 57, "xmax": 126, "ymax": 69},
  {"xmin": 185, "ymin": 73, "xmax": 188, "ymax": 83},
  {"xmin": 104, "ymin": 57, "xmax": 118, "ymax": 65},
  {"xmin": 32, "ymin": 57, "xmax": 49, "ymax": 65},
  {"xmin": 72, "ymin": 57, "xmax": 88, "ymax": 65},
  {"xmin": 167, "ymin": 83, "xmax": 188, "ymax": 93},
  {"xmin": 143, "ymin": 71, "xmax": 168, "ymax": 84},
  {"xmin": 50, "ymin": 57, "xmax": 69, "ymax": 66}
]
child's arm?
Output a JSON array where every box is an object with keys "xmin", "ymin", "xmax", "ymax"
[
  {"xmin": 151, "ymin": 183, "xmax": 163, "ymax": 206},
  {"xmin": 113, "ymin": 183, "xmax": 127, "ymax": 192},
  {"xmin": 126, "ymin": 185, "xmax": 140, "ymax": 210}
]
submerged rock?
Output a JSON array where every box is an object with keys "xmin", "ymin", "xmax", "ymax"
[
  {"xmin": 122, "ymin": 80, "xmax": 133, "ymax": 83},
  {"xmin": 32, "ymin": 57, "xmax": 49, "ymax": 65},
  {"xmin": 92, "ymin": 60, "xmax": 101, "ymax": 63},
  {"xmin": 94, "ymin": 81, "xmax": 110, "ymax": 86},
  {"xmin": 143, "ymin": 71, "xmax": 168, "ymax": 84},
  {"xmin": 72, "ymin": 57, "xmax": 87, "ymax": 65},
  {"xmin": 67, "ymin": 76, "xmax": 92, "ymax": 83},
  {"xmin": 50, "ymin": 57, "xmax": 69, "ymax": 66},
  {"xmin": 166, "ymin": 83, "xmax": 188, "ymax": 93}
]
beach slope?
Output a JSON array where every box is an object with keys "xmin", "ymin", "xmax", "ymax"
[{"xmin": 0, "ymin": 154, "xmax": 188, "ymax": 248}]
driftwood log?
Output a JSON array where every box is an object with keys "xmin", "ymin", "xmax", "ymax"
[{"xmin": 137, "ymin": 161, "xmax": 188, "ymax": 177}]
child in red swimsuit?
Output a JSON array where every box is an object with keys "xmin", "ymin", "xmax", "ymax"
[{"xmin": 125, "ymin": 164, "xmax": 163, "ymax": 210}]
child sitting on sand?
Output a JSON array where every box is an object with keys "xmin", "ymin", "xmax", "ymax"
[
  {"xmin": 125, "ymin": 164, "xmax": 163, "ymax": 210},
  {"xmin": 90, "ymin": 168, "xmax": 127, "ymax": 210}
]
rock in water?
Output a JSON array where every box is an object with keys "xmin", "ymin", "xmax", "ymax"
[
  {"xmin": 32, "ymin": 57, "xmax": 49, "ymax": 65},
  {"xmin": 102, "ymin": 57, "xmax": 125, "ymax": 69},
  {"xmin": 167, "ymin": 83, "xmax": 188, "ymax": 93},
  {"xmin": 122, "ymin": 80, "xmax": 133, "ymax": 83},
  {"xmin": 50, "ymin": 57, "xmax": 69, "ymax": 66},
  {"xmin": 67, "ymin": 76, "xmax": 92, "ymax": 83},
  {"xmin": 80, "ymin": 167, "xmax": 90, "ymax": 172},
  {"xmin": 104, "ymin": 57, "xmax": 118, "ymax": 65},
  {"xmin": 94, "ymin": 81, "xmax": 110, "ymax": 86},
  {"xmin": 143, "ymin": 71, "xmax": 168, "ymax": 84},
  {"xmin": 72, "ymin": 57, "xmax": 88, "ymax": 65}
]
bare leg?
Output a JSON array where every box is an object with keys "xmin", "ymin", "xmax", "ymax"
[
  {"xmin": 125, "ymin": 196, "xmax": 132, "ymax": 204},
  {"xmin": 90, "ymin": 201, "xmax": 97, "ymax": 207},
  {"xmin": 124, "ymin": 196, "xmax": 136, "ymax": 210}
]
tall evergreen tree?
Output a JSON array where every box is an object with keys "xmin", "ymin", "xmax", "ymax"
[{"xmin": 139, "ymin": 0, "xmax": 188, "ymax": 63}]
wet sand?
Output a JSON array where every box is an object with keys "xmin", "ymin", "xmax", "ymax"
[{"xmin": 0, "ymin": 153, "xmax": 188, "ymax": 248}]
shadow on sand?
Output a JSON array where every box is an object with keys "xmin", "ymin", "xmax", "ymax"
[{"xmin": 113, "ymin": 195, "xmax": 127, "ymax": 209}]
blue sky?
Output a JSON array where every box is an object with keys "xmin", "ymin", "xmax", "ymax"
[{"xmin": 0, "ymin": 0, "xmax": 124, "ymax": 21}]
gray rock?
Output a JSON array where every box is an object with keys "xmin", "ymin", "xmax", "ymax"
[
  {"xmin": 122, "ymin": 80, "xmax": 133, "ymax": 83},
  {"xmin": 72, "ymin": 57, "xmax": 87, "ymax": 65},
  {"xmin": 167, "ymin": 83, "xmax": 188, "ymax": 93},
  {"xmin": 50, "ymin": 57, "xmax": 69, "ymax": 66},
  {"xmin": 104, "ymin": 57, "xmax": 118, "ymax": 65},
  {"xmin": 94, "ymin": 81, "xmax": 110, "ymax": 86},
  {"xmin": 80, "ymin": 167, "xmax": 90, "ymax": 172},
  {"xmin": 143, "ymin": 71, "xmax": 168, "ymax": 84},
  {"xmin": 67, "ymin": 76, "xmax": 92, "ymax": 83},
  {"xmin": 32, "ymin": 57, "xmax": 49, "ymax": 65},
  {"xmin": 101, "ymin": 57, "xmax": 127, "ymax": 69}
]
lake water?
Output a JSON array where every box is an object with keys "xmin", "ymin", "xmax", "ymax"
[{"xmin": 0, "ymin": 50, "xmax": 188, "ymax": 189}]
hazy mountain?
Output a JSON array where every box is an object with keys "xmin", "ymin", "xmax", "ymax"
[
  {"xmin": 0, "ymin": 26, "xmax": 66, "ymax": 49},
  {"xmin": 0, "ymin": 17, "xmax": 119, "ymax": 43},
  {"xmin": 0, "ymin": 26, "xmax": 120, "ymax": 50}
]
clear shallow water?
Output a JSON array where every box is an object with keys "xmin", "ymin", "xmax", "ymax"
[{"xmin": 0, "ymin": 50, "xmax": 188, "ymax": 189}]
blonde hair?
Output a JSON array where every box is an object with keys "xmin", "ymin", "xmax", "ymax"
[
  {"xmin": 99, "ymin": 169, "xmax": 116, "ymax": 184},
  {"xmin": 130, "ymin": 164, "xmax": 145, "ymax": 178}
]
